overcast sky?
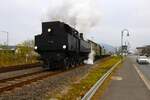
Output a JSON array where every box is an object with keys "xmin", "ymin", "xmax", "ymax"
[{"xmin": 0, "ymin": 0, "xmax": 150, "ymax": 50}]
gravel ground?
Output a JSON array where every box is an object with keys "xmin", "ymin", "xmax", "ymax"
[
  {"xmin": 0, "ymin": 59, "xmax": 107, "ymax": 100},
  {"xmin": 0, "ymin": 66, "xmax": 91, "ymax": 100},
  {"xmin": 0, "ymin": 67, "xmax": 44, "ymax": 81}
]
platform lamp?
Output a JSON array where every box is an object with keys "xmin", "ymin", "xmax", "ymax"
[{"xmin": 121, "ymin": 29, "xmax": 130, "ymax": 60}]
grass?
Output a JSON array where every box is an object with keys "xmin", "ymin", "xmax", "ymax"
[
  {"xmin": 0, "ymin": 51, "xmax": 38, "ymax": 67},
  {"xmin": 54, "ymin": 56, "xmax": 121, "ymax": 100},
  {"xmin": 91, "ymin": 62, "xmax": 122, "ymax": 100}
]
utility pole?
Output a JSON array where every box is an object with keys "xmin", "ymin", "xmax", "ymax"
[
  {"xmin": 7, "ymin": 31, "xmax": 9, "ymax": 46},
  {"xmin": 0, "ymin": 31, "xmax": 9, "ymax": 46}
]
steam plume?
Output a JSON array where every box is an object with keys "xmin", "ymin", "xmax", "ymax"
[
  {"xmin": 43, "ymin": 0, "xmax": 101, "ymax": 64},
  {"xmin": 84, "ymin": 50, "xmax": 95, "ymax": 64},
  {"xmin": 43, "ymin": 0, "xmax": 101, "ymax": 34}
]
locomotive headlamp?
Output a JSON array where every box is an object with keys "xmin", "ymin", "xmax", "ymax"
[
  {"xmin": 34, "ymin": 46, "xmax": 38, "ymax": 50},
  {"xmin": 63, "ymin": 45, "xmax": 66, "ymax": 49},
  {"xmin": 48, "ymin": 28, "xmax": 51, "ymax": 32}
]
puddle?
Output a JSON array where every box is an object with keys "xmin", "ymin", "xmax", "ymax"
[{"xmin": 111, "ymin": 76, "xmax": 123, "ymax": 81}]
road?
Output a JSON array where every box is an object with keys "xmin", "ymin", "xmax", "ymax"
[
  {"xmin": 129, "ymin": 55, "xmax": 150, "ymax": 82},
  {"xmin": 99, "ymin": 55, "xmax": 150, "ymax": 100}
]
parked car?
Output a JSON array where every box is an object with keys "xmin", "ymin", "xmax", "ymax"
[{"xmin": 136, "ymin": 56, "xmax": 149, "ymax": 64}]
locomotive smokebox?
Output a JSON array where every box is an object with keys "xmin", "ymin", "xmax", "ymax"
[{"xmin": 35, "ymin": 21, "xmax": 91, "ymax": 69}]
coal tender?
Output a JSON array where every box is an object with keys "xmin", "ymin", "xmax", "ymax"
[{"xmin": 35, "ymin": 21, "xmax": 91, "ymax": 69}]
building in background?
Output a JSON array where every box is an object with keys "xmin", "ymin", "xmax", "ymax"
[
  {"xmin": 0, "ymin": 45, "xmax": 17, "ymax": 54},
  {"xmin": 136, "ymin": 45, "xmax": 150, "ymax": 56}
]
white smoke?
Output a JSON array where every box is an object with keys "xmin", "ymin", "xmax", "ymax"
[
  {"xmin": 84, "ymin": 50, "xmax": 95, "ymax": 64},
  {"xmin": 43, "ymin": 0, "xmax": 101, "ymax": 65},
  {"xmin": 43, "ymin": 0, "xmax": 101, "ymax": 34}
]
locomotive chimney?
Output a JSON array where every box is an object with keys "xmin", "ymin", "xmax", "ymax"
[{"xmin": 80, "ymin": 33, "xmax": 84, "ymax": 39}]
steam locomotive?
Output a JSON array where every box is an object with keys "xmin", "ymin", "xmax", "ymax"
[{"xmin": 35, "ymin": 21, "xmax": 105, "ymax": 69}]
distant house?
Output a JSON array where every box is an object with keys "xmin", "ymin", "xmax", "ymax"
[
  {"xmin": 0, "ymin": 45, "xmax": 17, "ymax": 53},
  {"xmin": 136, "ymin": 45, "xmax": 150, "ymax": 56}
]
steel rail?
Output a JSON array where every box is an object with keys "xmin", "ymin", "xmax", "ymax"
[{"xmin": 0, "ymin": 71, "xmax": 59, "ymax": 93}]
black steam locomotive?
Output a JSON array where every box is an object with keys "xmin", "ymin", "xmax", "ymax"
[{"xmin": 35, "ymin": 21, "xmax": 91, "ymax": 69}]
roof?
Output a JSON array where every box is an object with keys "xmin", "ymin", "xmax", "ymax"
[
  {"xmin": 0, "ymin": 45, "xmax": 17, "ymax": 50},
  {"xmin": 136, "ymin": 45, "xmax": 150, "ymax": 49}
]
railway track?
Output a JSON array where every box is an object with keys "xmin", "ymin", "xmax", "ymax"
[
  {"xmin": 0, "ymin": 63, "xmax": 42, "ymax": 73},
  {"xmin": 0, "ymin": 64, "xmax": 86, "ymax": 94},
  {"xmin": 0, "ymin": 57, "xmax": 110, "ymax": 94},
  {"xmin": 0, "ymin": 70, "xmax": 60, "ymax": 93},
  {"xmin": 0, "ymin": 64, "xmax": 82, "ymax": 94},
  {"xmin": 0, "ymin": 66, "xmax": 44, "ymax": 81},
  {"xmin": 0, "ymin": 64, "xmax": 50, "ymax": 93},
  {"xmin": 0, "ymin": 62, "xmax": 82, "ymax": 94}
]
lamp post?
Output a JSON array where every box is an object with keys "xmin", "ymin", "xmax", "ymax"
[{"xmin": 121, "ymin": 29, "xmax": 130, "ymax": 60}]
